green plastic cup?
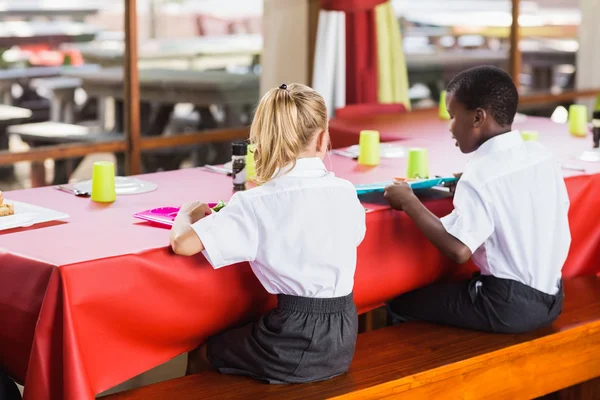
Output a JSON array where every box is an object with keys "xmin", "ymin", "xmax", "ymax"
[
  {"xmin": 568, "ymin": 105, "xmax": 588, "ymax": 137},
  {"xmin": 91, "ymin": 161, "xmax": 116, "ymax": 203},
  {"xmin": 521, "ymin": 130, "xmax": 539, "ymax": 141},
  {"xmin": 357, "ymin": 130, "xmax": 380, "ymax": 166},
  {"xmin": 439, "ymin": 90, "xmax": 450, "ymax": 120},
  {"xmin": 246, "ymin": 144, "xmax": 256, "ymax": 181},
  {"xmin": 406, "ymin": 148, "xmax": 429, "ymax": 179}
]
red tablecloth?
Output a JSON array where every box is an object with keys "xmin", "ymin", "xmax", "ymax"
[{"xmin": 1, "ymin": 113, "xmax": 599, "ymax": 399}]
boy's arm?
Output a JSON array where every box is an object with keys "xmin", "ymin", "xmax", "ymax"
[
  {"xmin": 384, "ymin": 182, "xmax": 472, "ymax": 264},
  {"xmin": 402, "ymin": 196, "xmax": 472, "ymax": 264}
]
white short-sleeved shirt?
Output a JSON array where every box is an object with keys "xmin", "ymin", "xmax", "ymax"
[
  {"xmin": 441, "ymin": 130, "xmax": 571, "ymax": 295},
  {"xmin": 191, "ymin": 157, "xmax": 366, "ymax": 298}
]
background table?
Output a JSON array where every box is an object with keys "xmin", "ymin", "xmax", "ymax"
[
  {"xmin": 0, "ymin": 21, "xmax": 99, "ymax": 48},
  {"xmin": 1, "ymin": 115, "xmax": 599, "ymax": 400},
  {"xmin": 0, "ymin": 65, "xmax": 99, "ymax": 106},
  {"xmin": 67, "ymin": 67, "xmax": 260, "ymax": 168},
  {"xmin": 66, "ymin": 67, "xmax": 259, "ymax": 133},
  {"xmin": 64, "ymin": 34, "xmax": 262, "ymax": 69}
]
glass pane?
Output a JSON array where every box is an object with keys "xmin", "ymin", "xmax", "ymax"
[
  {"xmin": 393, "ymin": 0, "xmax": 580, "ymax": 116},
  {"xmin": 0, "ymin": 0, "xmax": 262, "ymax": 188}
]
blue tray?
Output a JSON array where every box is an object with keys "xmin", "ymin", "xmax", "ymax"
[{"xmin": 355, "ymin": 177, "xmax": 458, "ymax": 195}]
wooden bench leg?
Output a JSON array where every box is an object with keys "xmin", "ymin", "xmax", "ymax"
[
  {"xmin": 554, "ymin": 376, "xmax": 600, "ymax": 400},
  {"xmin": 30, "ymin": 161, "xmax": 46, "ymax": 188},
  {"xmin": 359, "ymin": 311, "xmax": 375, "ymax": 333}
]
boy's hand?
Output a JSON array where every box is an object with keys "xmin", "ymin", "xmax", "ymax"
[
  {"xmin": 384, "ymin": 181, "xmax": 418, "ymax": 211},
  {"xmin": 443, "ymin": 173, "xmax": 462, "ymax": 195}
]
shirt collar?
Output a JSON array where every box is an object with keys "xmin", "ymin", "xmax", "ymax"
[
  {"xmin": 274, "ymin": 157, "xmax": 329, "ymax": 178},
  {"xmin": 471, "ymin": 130, "xmax": 523, "ymax": 160}
]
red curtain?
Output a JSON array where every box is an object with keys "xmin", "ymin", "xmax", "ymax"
[
  {"xmin": 320, "ymin": 0, "xmax": 385, "ymax": 104},
  {"xmin": 320, "ymin": 0, "xmax": 386, "ymax": 12}
]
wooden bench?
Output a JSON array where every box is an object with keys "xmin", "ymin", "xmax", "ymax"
[{"xmin": 105, "ymin": 276, "xmax": 600, "ymax": 400}]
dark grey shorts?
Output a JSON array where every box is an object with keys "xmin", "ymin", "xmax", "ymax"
[
  {"xmin": 207, "ymin": 292, "xmax": 358, "ymax": 384},
  {"xmin": 387, "ymin": 274, "xmax": 564, "ymax": 334}
]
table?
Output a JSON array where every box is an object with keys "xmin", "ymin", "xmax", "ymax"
[
  {"xmin": 1, "ymin": 114, "xmax": 599, "ymax": 400},
  {"xmin": 65, "ymin": 34, "xmax": 263, "ymax": 69},
  {"xmin": 0, "ymin": 7, "xmax": 98, "ymax": 22},
  {"xmin": 66, "ymin": 67, "xmax": 260, "ymax": 167},
  {"xmin": 0, "ymin": 21, "xmax": 99, "ymax": 48},
  {"xmin": 30, "ymin": 77, "xmax": 82, "ymax": 123},
  {"xmin": 66, "ymin": 67, "xmax": 259, "ymax": 107},
  {"xmin": 0, "ymin": 64, "xmax": 99, "ymax": 105}
]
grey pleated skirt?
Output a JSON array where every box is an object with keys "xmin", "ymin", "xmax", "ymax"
[{"xmin": 206, "ymin": 292, "xmax": 358, "ymax": 384}]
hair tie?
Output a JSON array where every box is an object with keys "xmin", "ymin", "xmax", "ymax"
[{"xmin": 279, "ymin": 83, "xmax": 288, "ymax": 91}]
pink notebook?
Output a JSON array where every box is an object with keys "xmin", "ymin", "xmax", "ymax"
[{"xmin": 134, "ymin": 203, "xmax": 222, "ymax": 228}]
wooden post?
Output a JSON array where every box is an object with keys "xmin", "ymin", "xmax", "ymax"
[
  {"xmin": 509, "ymin": 0, "xmax": 521, "ymax": 90},
  {"xmin": 124, "ymin": 0, "xmax": 142, "ymax": 175},
  {"xmin": 307, "ymin": 0, "xmax": 320, "ymax": 86}
]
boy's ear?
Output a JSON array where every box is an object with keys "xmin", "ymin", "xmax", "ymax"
[{"xmin": 473, "ymin": 108, "xmax": 486, "ymax": 128}]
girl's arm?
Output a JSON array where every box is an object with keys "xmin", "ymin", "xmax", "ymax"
[{"xmin": 170, "ymin": 202, "xmax": 210, "ymax": 256}]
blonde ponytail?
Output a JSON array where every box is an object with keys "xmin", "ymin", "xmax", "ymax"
[{"xmin": 250, "ymin": 83, "xmax": 328, "ymax": 184}]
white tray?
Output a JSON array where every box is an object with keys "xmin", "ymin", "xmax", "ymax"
[{"xmin": 0, "ymin": 200, "xmax": 69, "ymax": 231}]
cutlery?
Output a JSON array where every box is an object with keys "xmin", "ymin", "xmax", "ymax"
[
  {"xmin": 202, "ymin": 165, "xmax": 232, "ymax": 176},
  {"xmin": 54, "ymin": 185, "xmax": 91, "ymax": 197}
]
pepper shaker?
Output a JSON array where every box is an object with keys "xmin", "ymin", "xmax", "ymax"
[
  {"xmin": 231, "ymin": 141, "xmax": 248, "ymax": 191},
  {"xmin": 592, "ymin": 111, "xmax": 600, "ymax": 149}
]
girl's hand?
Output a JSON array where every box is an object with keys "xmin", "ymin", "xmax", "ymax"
[
  {"xmin": 179, "ymin": 201, "xmax": 212, "ymax": 224},
  {"xmin": 170, "ymin": 202, "xmax": 210, "ymax": 256}
]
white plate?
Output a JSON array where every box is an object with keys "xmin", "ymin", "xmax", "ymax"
[
  {"xmin": 73, "ymin": 177, "xmax": 158, "ymax": 195},
  {"xmin": 0, "ymin": 200, "xmax": 69, "ymax": 231},
  {"xmin": 576, "ymin": 149, "xmax": 600, "ymax": 163},
  {"xmin": 340, "ymin": 143, "xmax": 406, "ymax": 158}
]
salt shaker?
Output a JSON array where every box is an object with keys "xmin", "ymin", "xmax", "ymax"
[{"xmin": 231, "ymin": 141, "xmax": 247, "ymax": 191}]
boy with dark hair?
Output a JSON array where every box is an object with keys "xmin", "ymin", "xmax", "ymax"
[{"xmin": 384, "ymin": 66, "xmax": 570, "ymax": 333}]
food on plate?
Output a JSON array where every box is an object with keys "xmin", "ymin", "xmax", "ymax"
[
  {"xmin": 0, "ymin": 191, "xmax": 14, "ymax": 217},
  {"xmin": 211, "ymin": 200, "xmax": 227, "ymax": 212},
  {"xmin": 393, "ymin": 177, "xmax": 418, "ymax": 182}
]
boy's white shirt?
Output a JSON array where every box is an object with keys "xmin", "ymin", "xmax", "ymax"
[{"xmin": 441, "ymin": 130, "xmax": 571, "ymax": 295}]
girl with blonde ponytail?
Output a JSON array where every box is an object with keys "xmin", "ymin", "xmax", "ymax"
[{"xmin": 170, "ymin": 83, "xmax": 366, "ymax": 384}]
